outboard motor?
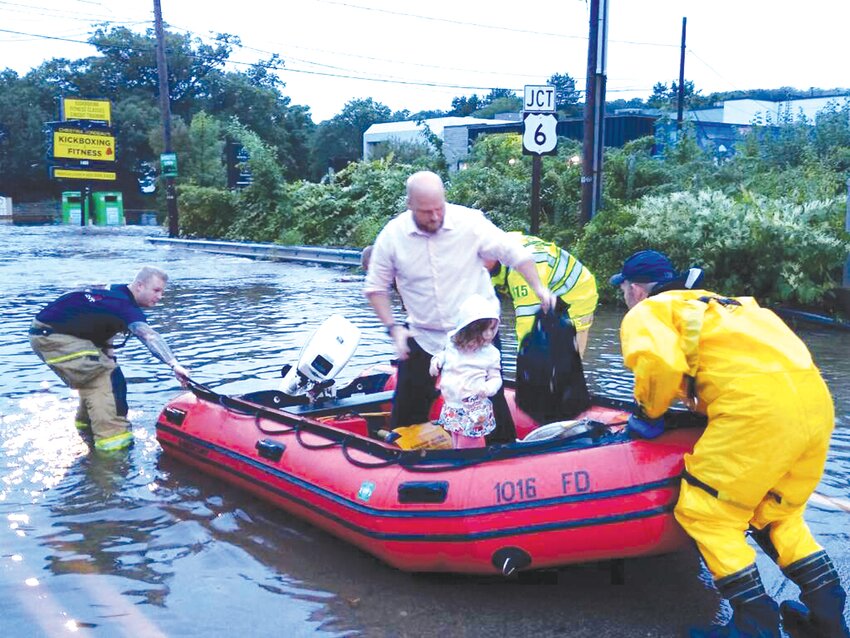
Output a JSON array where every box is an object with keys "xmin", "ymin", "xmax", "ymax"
[{"xmin": 280, "ymin": 314, "xmax": 361, "ymax": 399}]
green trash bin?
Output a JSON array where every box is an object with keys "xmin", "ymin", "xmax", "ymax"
[
  {"xmin": 91, "ymin": 191, "xmax": 124, "ymax": 226},
  {"xmin": 61, "ymin": 191, "xmax": 85, "ymax": 225}
]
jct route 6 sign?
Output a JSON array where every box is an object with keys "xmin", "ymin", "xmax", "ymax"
[{"xmin": 522, "ymin": 113, "xmax": 558, "ymax": 156}]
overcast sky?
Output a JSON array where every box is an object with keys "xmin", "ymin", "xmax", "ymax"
[{"xmin": 1, "ymin": 0, "xmax": 848, "ymax": 122}]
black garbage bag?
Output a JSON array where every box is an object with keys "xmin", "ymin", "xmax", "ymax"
[{"xmin": 515, "ymin": 308, "xmax": 590, "ymax": 424}]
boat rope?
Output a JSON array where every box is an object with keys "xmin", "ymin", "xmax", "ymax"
[
  {"xmin": 294, "ymin": 427, "xmax": 343, "ymax": 451},
  {"xmin": 179, "ymin": 379, "xmax": 670, "ymax": 473},
  {"xmin": 211, "ymin": 392, "xmax": 296, "ymax": 435},
  {"xmin": 255, "ymin": 416, "xmax": 297, "ymax": 435},
  {"xmin": 340, "ymin": 438, "xmax": 402, "ymax": 469}
]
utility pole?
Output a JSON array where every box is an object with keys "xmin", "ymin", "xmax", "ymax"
[
  {"xmin": 530, "ymin": 156, "xmax": 541, "ymax": 235},
  {"xmin": 676, "ymin": 17, "xmax": 687, "ymax": 129},
  {"xmin": 580, "ymin": 0, "xmax": 609, "ymax": 225},
  {"xmin": 153, "ymin": 0, "xmax": 178, "ymax": 237},
  {"xmin": 844, "ymin": 177, "xmax": 850, "ymax": 288}
]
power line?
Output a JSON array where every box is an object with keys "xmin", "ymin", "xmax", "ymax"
[
  {"xmin": 0, "ymin": 0, "xmax": 145, "ymax": 24},
  {"xmin": 685, "ymin": 47, "xmax": 788, "ymax": 115},
  {"xmin": 2, "ymin": 0, "xmax": 683, "ymax": 98},
  {"xmin": 310, "ymin": 0, "xmax": 678, "ymax": 47},
  {"xmin": 0, "ymin": 24, "xmax": 658, "ymax": 98},
  {"xmin": 225, "ymin": 37, "xmax": 558, "ymax": 82}
]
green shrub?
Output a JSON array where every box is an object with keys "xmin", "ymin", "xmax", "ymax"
[
  {"xmin": 572, "ymin": 205, "xmax": 640, "ymax": 304},
  {"xmin": 177, "ymin": 185, "xmax": 238, "ymax": 237},
  {"xmin": 287, "ymin": 159, "xmax": 411, "ymax": 247},
  {"xmin": 593, "ymin": 190, "xmax": 848, "ymax": 305}
]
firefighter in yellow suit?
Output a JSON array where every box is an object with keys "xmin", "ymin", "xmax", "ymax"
[
  {"xmin": 611, "ymin": 250, "xmax": 849, "ymax": 638},
  {"xmin": 489, "ymin": 232, "xmax": 598, "ymax": 356}
]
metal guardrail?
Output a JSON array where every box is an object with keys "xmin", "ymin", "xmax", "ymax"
[{"xmin": 146, "ymin": 237, "xmax": 362, "ymax": 267}]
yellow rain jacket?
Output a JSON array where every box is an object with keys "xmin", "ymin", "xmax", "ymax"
[
  {"xmin": 620, "ymin": 289, "xmax": 834, "ymax": 578},
  {"xmin": 492, "ymin": 233, "xmax": 598, "ymax": 345}
]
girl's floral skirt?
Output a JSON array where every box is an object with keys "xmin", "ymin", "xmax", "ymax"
[{"xmin": 436, "ymin": 395, "xmax": 495, "ymax": 438}]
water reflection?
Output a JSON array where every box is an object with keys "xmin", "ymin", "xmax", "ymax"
[{"xmin": 0, "ymin": 224, "xmax": 847, "ymax": 636}]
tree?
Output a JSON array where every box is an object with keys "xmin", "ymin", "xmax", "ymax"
[
  {"xmin": 646, "ymin": 80, "xmax": 706, "ymax": 110},
  {"xmin": 112, "ymin": 94, "xmax": 161, "ymax": 197},
  {"xmin": 309, "ymin": 98, "xmax": 394, "ymax": 180},
  {"xmin": 450, "ymin": 95, "xmax": 483, "ymax": 116},
  {"xmin": 646, "ymin": 82, "xmax": 671, "ymax": 109},
  {"xmin": 547, "ymin": 72, "xmax": 581, "ymax": 115},
  {"xmin": 85, "ymin": 26, "xmax": 237, "ymax": 111},
  {"xmin": 450, "ymin": 89, "xmax": 519, "ymax": 117},
  {"xmin": 606, "ymin": 97, "xmax": 648, "ymax": 114},
  {"xmin": 0, "ymin": 69, "xmax": 56, "ymax": 199},
  {"xmin": 203, "ymin": 62, "xmax": 314, "ymax": 180},
  {"xmin": 483, "ymin": 88, "xmax": 517, "ymax": 105},
  {"xmin": 473, "ymin": 96, "xmax": 522, "ymax": 119},
  {"xmin": 185, "ymin": 111, "xmax": 226, "ymax": 187}
]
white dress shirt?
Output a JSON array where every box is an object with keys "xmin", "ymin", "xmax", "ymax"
[{"xmin": 364, "ymin": 203, "xmax": 531, "ymax": 354}]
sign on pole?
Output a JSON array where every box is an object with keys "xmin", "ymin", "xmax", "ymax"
[
  {"xmin": 522, "ymin": 113, "xmax": 558, "ymax": 156},
  {"xmin": 522, "ymin": 84, "xmax": 558, "ymax": 156},
  {"xmin": 48, "ymin": 97, "xmax": 116, "ymax": 193},
  {"xmin": 523, "ymin": 85, "xmax": 556, "ymax": 113},
  {"xmin": 51, "ymin": 167, "xmax": 117, "ymax": 181},
  {"xmin": 160, "ymin": 153, "xmax": 178, "ymax": 178},
  {"xmin": 52, "ymin": 127, "xmax": 116, "ymax": 162},
  {"xmin": 61, "ymin": 97, "xmax": 111, "ymax": 126}
]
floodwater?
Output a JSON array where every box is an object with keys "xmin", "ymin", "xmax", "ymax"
[{"xmin": 1, "ymin": 224, "xmax": 847, "ymax": 637}]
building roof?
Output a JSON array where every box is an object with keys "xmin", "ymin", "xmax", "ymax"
[{"xmin": 364, "ymin": 116, "xmax": 511, "ymax": 137}]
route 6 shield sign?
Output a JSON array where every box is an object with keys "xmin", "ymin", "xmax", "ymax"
[{"xmin": 522, "ymin": 113, "xmax": 558, "ymax": 155}]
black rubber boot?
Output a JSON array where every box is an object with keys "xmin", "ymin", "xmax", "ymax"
[
  {"xmin": 689, "ymin": 564, "xmax": 781, "ymax": 638},
  {"xmin": 780, "ymin": 550, "xmax": 850, "ymax": 638}
]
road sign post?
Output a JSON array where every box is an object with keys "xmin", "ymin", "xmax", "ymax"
[
  {"xmin": 523, "ymin": 85, "xmax": 558, "ymax": 235},
  {"xmin": 47, "ymin": 98, "xmax": 117, "ymax": 202}
]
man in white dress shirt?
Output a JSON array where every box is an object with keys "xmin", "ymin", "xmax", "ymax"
[{"xmin": 363, "ymin": 170, "xmax": 554, "ymax": 441}]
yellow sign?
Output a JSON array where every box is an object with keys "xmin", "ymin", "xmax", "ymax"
[
  {"xmin": 53, "ymin": 129, "xmax": 116, "ymax": 162},
  {"xmin": 53, "ymin": 168, "xmax": 117, "ymax": 181},
  {"xmin": 62, "ymin": 98, "xmax": 111, "ymax": 124}
]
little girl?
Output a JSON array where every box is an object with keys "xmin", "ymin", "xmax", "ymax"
[{"xmin": 430, "ymin": 294, "xmax": 502, "ymax": 449}]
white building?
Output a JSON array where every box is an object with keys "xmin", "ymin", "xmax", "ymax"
[
  {"xmin": 691, "ymin": 94, "xmax": 850, "ymax": 125},
  {"xmin": 362, "ymin": 116, "xmax": 518, "ymax": 172}
]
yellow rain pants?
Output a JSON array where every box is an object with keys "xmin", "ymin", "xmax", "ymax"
[
  {"xmin": 620, "ymin": 290, "xmax": 834, "ymax": 579},
  {"xmin": 30, "ymin": 320, "xmax": 132, "ymax": 450}
]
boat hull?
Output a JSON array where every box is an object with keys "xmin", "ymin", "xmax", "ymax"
[{"xmin": 156, "ymin": 383, "xmax": 701, "ymax": 575}]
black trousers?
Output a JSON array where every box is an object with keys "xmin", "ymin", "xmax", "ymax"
[{"xmin": 390, "ymin": 335, "xmax": 516, "ymax": 444}]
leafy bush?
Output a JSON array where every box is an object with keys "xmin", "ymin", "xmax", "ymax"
[
  {"xmin": 587, "ymin": 190, "xmax": 848, "ymax": 305},
  {"xmin": 223, "ymin": 119, "xmax": 290, "ymax": 242},
  {"xmin": 177, "ymin": 184, "xmax": 238, "ymax": 237},
  {"xmin": 287, "ymin": 159, "xmax": 411, "ymax": 246},
  {"xmin": 572, "ymin": 206, "xmax": 640, "ymax": 303}
]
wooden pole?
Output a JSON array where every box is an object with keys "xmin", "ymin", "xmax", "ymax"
[
  {"xmin": 531, "ymin": 155, "xmax": 541, "ymax": 235},
  {"xmin": 153, "ymin": 0, "xmax": 179, "ymax": 237},
  {"xmin": 676, "ymin": 17, "xmax": 687, "ymax": 129},
  {"xmin": 842, "ymin": 177, "xmax": 850, "ymax": 288},
  {"xmin": 580, "ymin": 0, "xmax": 608, "ymax": 225}
]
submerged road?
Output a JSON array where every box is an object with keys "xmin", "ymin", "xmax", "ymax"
[{"xmin": 0, "ymin": 224, "xmax": 847, "ymax": 637}]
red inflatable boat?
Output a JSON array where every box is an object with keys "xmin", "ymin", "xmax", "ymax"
[{"xmin": 156, "ymin": 369, "xmax": 703, "ymax": 575}]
